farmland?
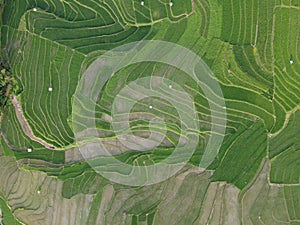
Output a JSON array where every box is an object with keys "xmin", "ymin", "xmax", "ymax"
[{"xmin": 0, "ymin": 0, "xmax": 299, "ymax": 224}]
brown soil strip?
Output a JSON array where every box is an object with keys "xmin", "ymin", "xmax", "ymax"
[{"xmin": 10, "ymin": 95, "xmax": 55, "ymax": 150}]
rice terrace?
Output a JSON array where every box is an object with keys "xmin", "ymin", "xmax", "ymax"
[{"xmin": 0, "ymin": 0, "xmax": 299, "ymax": 224}]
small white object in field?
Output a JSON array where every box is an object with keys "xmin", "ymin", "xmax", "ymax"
[
  {"xmin": 37, "ymin": 190, "xmax": 41, "ymax": 194},
  {"xmin": 169, "ymin": 2, "xmax": 173, "ymax": 6},
  {"xmin": 149, "ymin": 105, "xmax": 153, "ymax": 109},
  {"xmin": 222, "ymin": 106, "xmax": 226, "ymax": 109},
  {"xmin": 33, "ymin": 8, "xmax": 37, "ymax": 12},
  {"xmin": 141, "ymin": 1, "xmax": 144, "ymax": 6},
  {"xmin": 290, "ymin": 60, "xmax": 294, "ymax": 64},
  {"xmin": 48, "ymin": 87, "xmax": 53, "ymax": 92},
  {"xmin": 27, "ymin": 148, "xmax": 32, "ymax": 153},
  {"xmin": 169, "ymin": 85, "xmax": 172, "ymax": 89}
]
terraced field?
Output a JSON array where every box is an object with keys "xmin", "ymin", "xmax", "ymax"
[{"xmin": 0, "ymin": 0, "xmax": 299, "ymax": 224}]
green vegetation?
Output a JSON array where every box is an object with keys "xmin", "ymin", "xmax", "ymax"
[
  {"xmin": 270, "ymin": 110, "xmax": 300, "ymax": 184},
  {"xmin": 14, "ymin": 148, "xmax": 64, "ymax": 164},
  {"xmin": 0, "ymin": 0, "xmax": 299, "ymax": 224},
  {"xmin": 0, "ymin": 64, "xmax": 19, "ymax": 112},
  {"xmin": 0, "ymin": 197, "xmax": 21, "ymax": 225},
  {"xmin": 211, "ymin": 120, "xmax": 267, "ymax": 189},
  {"xmin": 62, "ymin": 171, "xmax": 108, "ymax": 199},
  {"xmin": 273, "ymin": 8, "xmax": 300, "ymax": 112},
  {"xmin": 240, "ymin": 160, "xmax": 300, "ymax": 224},
  {"xmin": 1, "ymin": 105, "xmax": 45, "ymax": 149}
]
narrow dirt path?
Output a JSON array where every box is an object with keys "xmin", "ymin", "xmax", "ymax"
[{"xmin": 11, "ymin": 95, "xmax": 55, "ymax": 150}]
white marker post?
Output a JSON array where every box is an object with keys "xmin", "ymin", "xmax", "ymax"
[
  {"xmin": 169, "ymin": 2, "xmax": 173, "ymax": 7},
  {"xmin": 149, "ymin": 105, "xmax": 153, "ymax": 109},
  {"xmin": 48, "ymin": 87, "xmax": 53, "ymax": 92},
  {"xmin": 290, "ymin": 60, "xmax": 294, "ymax": 65},
  {"xmin": 27, "ymin": 148, "xmax": 32, "ymax": 153},
  {"xmin": 33, "ymin": 8, "xmax": 37, "ymax": 12},
  {"xmin": 141, "ymin": 1, "xmax": 144, "ymax": 6}
]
